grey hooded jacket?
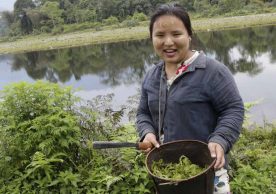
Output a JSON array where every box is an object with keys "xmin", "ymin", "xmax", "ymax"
[{"xmin": 136, "ymin": 52, "xmax": 244, "ymax": 153}]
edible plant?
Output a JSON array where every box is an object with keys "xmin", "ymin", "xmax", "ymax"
[{"xmin": 151, "ymin": 156, "xmax": 207, "ymax": 180}]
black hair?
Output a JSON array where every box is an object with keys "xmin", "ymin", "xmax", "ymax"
[{"xmin": 149, "ymin": 3, "xmax": 192, "ymax": 39}]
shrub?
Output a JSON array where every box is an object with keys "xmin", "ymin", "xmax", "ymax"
[
  {"xmin": 40, "ymin": 25, "xmax": 51, "ymax": 33},
  {"xmin": 229, "ymin": 126, "xmax": 276, "ymax": 193},
  {"xmin": 0, "ymin": 81, "xmax": 81, "ymax": 193},
  {"xmin": 132, "ymin": 12, "xmax": 148, "ymax": 22},
  {"xmin": 8, "ymin": 21, "xmax": 22, "ymax": 36},
  {"xmin": 121, "ymin": 19, "xmax": 139, "ymax": 28},
  {"xmin": 0, "ymin": 81, "xmax": 154, "ymax": 193},
  {"xmin": 103, "ymin": 16, "xmax": 119, "ymax": 26}
]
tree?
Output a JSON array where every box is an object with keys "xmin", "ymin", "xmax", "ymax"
[
  {"xmin": 193, "ymin": 0, "xmax": 212, "ymax": 14},
  {"xmin": 27, "ymin": 9, "xmax": 48, "ymax": 30},
  {"xmin": 177, "ymin": 0, "xmax": 196, "ymax": 11},
  {"xmin": 132, "ymin": 12, "xmax": 148, "ymax": 22},
  {"xmin": 20, "ymin": 11, "xmax": 33, "ymax": 34},
  {"xmin": 33, "ymin": 0, "xmax": 49, "ymax": 7},
  {"xmin": 14, "ymin": 0, "xmax": 35, "ymax": 19},
  {"xmin": 40, "ymin": 1, "xmax": 63, "ymax": 27},
  {"xmin": 218, "ymin": 0, "xmax": 247, "ymax": 12}
]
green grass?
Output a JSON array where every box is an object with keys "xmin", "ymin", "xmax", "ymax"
[{"xmin": 0, "ymin": 12, "xmax": 276, "ymax": 54}]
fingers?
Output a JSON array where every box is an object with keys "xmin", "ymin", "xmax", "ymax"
[
  {"xmin": 142, "ymin": 133, "xmax": 160, "ymax": 153},
  {"xmin": 215, "ymin": 147, "xmax": 225, "ymax": 169},
  {"xmin": 208, "ymin": 142, "xmax": 217, "ymax": 158},
  {"xmin": 208, "ymin": 142, "xmax": 225, "ymax": 170},
  {"xmin": 152, "ymin": 140, "xmax": 160, "ymax": 148},
  {"xmin": 144, "ymin": 133, "xmax": 160, "ymax": 148}
]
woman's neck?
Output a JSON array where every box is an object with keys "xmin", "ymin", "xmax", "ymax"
[
  {"xmin": 165, "ymin": 50, "xmax": 194, "ymax": 79},
  {"xmin": 165, "ymin": 64, "xmax": 178, "ymax": 80}
]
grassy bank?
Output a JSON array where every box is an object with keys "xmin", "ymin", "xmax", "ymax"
[{"xmin": 0, "ymin": 12, "xmax": 276, "ymax": 55}]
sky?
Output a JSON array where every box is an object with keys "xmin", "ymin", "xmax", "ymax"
[{"xmin": 0, "ymin": 0, "xmax": 16, "ymax": 11}]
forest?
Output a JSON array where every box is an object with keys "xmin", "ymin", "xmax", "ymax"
[{"xmin": 0, "ymin": 0, "xmax": 276, "ymax": 36}]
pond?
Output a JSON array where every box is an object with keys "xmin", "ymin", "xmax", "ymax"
[{"xmin": 0, "ymin": 25, "xmax": 275, "ymax": 124}]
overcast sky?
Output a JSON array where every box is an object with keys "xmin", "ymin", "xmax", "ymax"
[{"xmin": 0, "ymin": 0, "xmax": 16, "ymax": 11}]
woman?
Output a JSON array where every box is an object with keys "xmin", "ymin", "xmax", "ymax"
[{"xmin": 136, "ymin": 3, "xmax": 244, "ymax": 194}]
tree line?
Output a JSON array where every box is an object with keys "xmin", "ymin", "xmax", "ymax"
[{"xmin": 0, "ymin": 0, "xmax": 275, "ymax": 36}]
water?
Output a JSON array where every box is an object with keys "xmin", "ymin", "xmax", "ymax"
[{"xmin": 0, "ymin": 25, "xmax": 275, "ymax": 124}]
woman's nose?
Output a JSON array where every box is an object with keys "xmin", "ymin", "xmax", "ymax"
[{"xmin": 164, "ymin": 36, "xmax": 173, "ymax": 45}]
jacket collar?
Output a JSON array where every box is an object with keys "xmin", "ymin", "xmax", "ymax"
[
  {"xmin": 186, "ymin": 51, "xmax": 206, "ymax": 72},
  {"xmin": 157, "ymin": 51, "xmax": 206, "ymax": 76}
]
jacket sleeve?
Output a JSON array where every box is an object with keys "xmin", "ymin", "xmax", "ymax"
[
  {"xmin": 136, "ymin": 72, "xmax": 157, "ymax": 141},
  {"xmin": 208, "ymin": 64, "xmax": 244, "ymax": 153}
]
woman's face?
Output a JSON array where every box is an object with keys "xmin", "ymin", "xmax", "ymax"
[{"xmin": 152, "ymin": 15, "xmax": 191, "ymax": 66}]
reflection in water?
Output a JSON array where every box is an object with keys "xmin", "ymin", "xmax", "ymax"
[
  {"xmin": 196, "ymin": 26, "xmax": 276, "ymax": 76},
  {"xmin": 0, "ymin": 25, "xmax": 276, "ymax": 123},
  {"xmin": 7, "ymin": 25, "xmax": 276, "ymax": 85},
  {"xmin": 9, "ymin": 39, "xmax": 158, "ymax": 86}
]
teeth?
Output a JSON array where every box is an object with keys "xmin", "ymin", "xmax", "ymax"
[{"xmin": 164, "ymin": 50, "xmax": 176, "ymax": 53}]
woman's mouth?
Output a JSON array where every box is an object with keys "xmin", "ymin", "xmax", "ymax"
[{"xmin": 163, "ymin": 49, "xmax": 177, "ymax": 57}]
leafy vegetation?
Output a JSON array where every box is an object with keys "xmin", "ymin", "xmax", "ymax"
[
  {"xmin": 0, "ymin": 81, "xmax": 275, "ymax": 193},
  {"xmin": 229, "ymin": 126, "xmax": 276, "ymax": 193},
  {"xmin": 151, "ymin": 156, "xmax": 207, "ymax": 180},
  {"xmin": 0, "ymin": 81, "xmax": 153, "ymax": 193},
  {"xmin": 0, "ymin": 0, "xmax": 275, "ymax": 37}
]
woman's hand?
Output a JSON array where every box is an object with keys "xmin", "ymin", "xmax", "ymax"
[
  {"xmin": 208, "ymin": 142, "xmax": 225, "ymax": 170},
  {"xmin": 142, "ymin": 133, "xmax": 160, "ymax": 153}
]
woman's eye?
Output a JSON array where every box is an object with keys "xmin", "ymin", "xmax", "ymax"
[
  {"xmin": 173, "ymin": 33, "xmax": 181, "ymax": 36},
  {"xmin": 155, "ymin": 34, "xmax": 164, "ymax": 37}
]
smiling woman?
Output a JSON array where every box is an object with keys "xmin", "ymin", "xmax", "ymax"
[
  {"xmin": 151, "ymin": 15, "xmax": 193, "ymax": 79},
  {"xmin": 136, "ymin": 3, "xmax": 244, "ymax": 194}
]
